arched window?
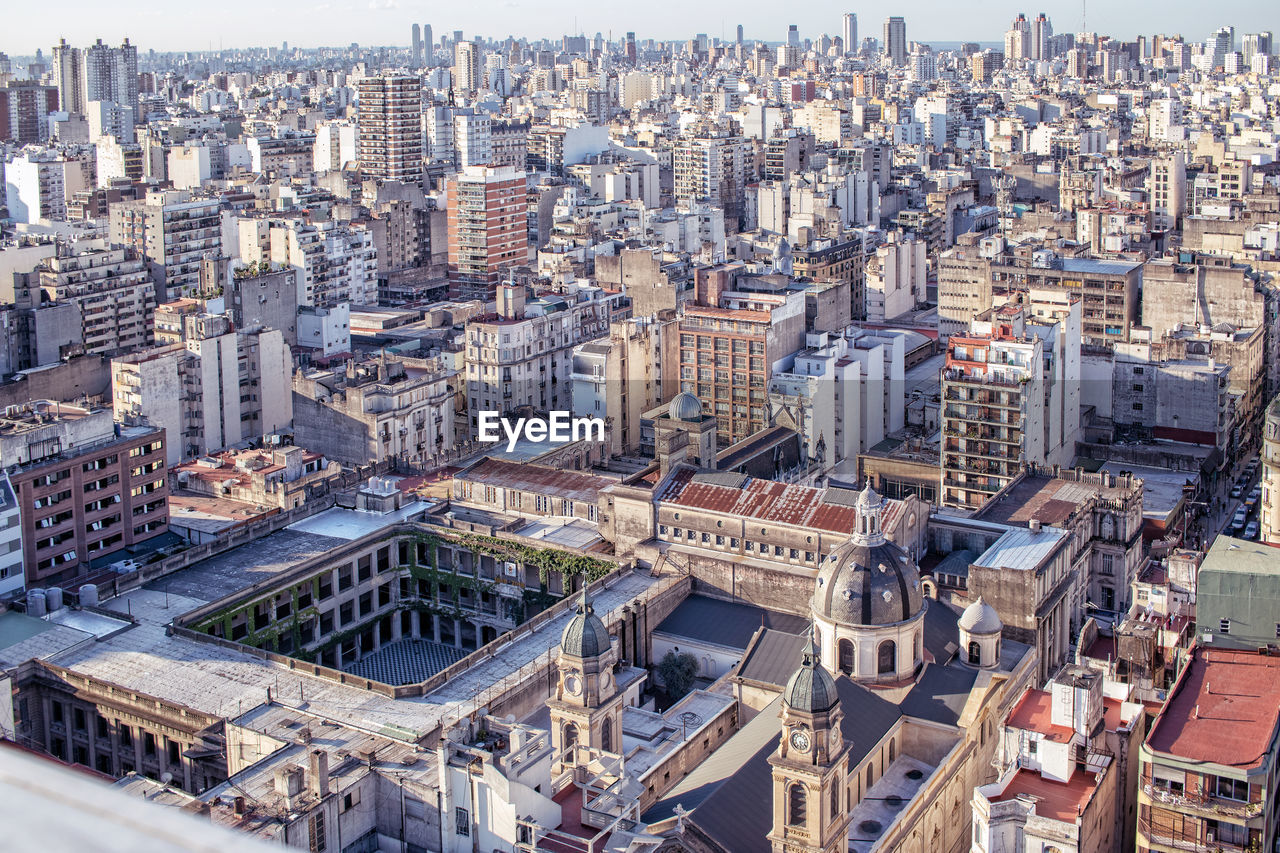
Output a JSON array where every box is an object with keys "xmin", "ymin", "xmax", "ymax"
[
  {"xmin": 866, "ymin": 764, "xmax": 874, "ymax": 787},
  {"xmin": 877, "ymin": 640, "xmax": 896, "ymax": 675},
  {"xmin": 829, "ymin": 779, "xmax": 839, "ymax": 820},
  {"xmin": 969, "ymin": 641, "xmax": 982, "ymax": 665},
  {"xmin": 788, "ymin": 783, "xmax": 807, "ymax": 826},
  {"xmin": 563, "ymin": 722, "xmax": 578, "ymax": 750},
  {"xmin": 888, "ymin": 739, "xmax": 896, "ymax": 763},
  {"xmin": 601, "ymin": 716, "xmax": 612, "ymax": 753},
  {"xmin": 838, "ymin": 639, "xmax": 855, "ymax": 675}
]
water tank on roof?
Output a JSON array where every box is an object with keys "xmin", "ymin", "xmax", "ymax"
[
  {"xmin": 28, "ymin": 589, "xmax": 47, "ymax": 618},
  {"xmin": 79, "ymin": 583, "xmax": 99, "ymax": 608},
  {"xmin": 46, "ymin": 586, "xmax": 64, "ymax": 612}
]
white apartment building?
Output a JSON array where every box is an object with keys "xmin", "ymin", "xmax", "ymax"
[
  {"xmin": 4, "ymin": 150, "xmax": 67, "ymax": 223},
  {"xmin": 238, "ymin": 218, "xmax": 378, "ymax": 308},
  {"xmin": 0, "ymin": 471, "xmax": 23, "ymax": 598},
  {"xmin": 453, "ymin": 112, "xmax": 492, "ymax": 168},
  {"xmin": 112, "ymin": 317, "xmax": 292, "ymax": 465},
  {"xmin": 108, "ymin": 190, "xmax": 222, "ymax": 298},
  {"xmin": 865, "ymin": 234, "xmax": 927, "ymax": 322},
  {"xmin": 1150, "ymin": 152, "xmax": 1186, "ymax": 231},
  {"xmin": 313, "ymin": 120, "xmax": 357, "ymax": 173},
  {"xmin": 767, "ymin": 328, "xmax": 906, "ymax": 477}
]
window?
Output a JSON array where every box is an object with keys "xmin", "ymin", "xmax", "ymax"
[
  {"xmin": 877, "ymin": 640, "xmax": 896, "ymax": 675},
  {"xmin": 1220, "ymin": 618, "xmax": 1231, "ymax": 634},
  {"xmin": 1029, "ymin": 739, "xmax": 1038, "ymax": 755},
  {"xmin": 309, "ymin": 811, "xmax": 326, "ymax": 852},
  {"xmin": 342, "ymin": 788, "xmax": 361, "ymax": 811},
  {"xmin": 838, "ymin": 639, "xmax": 855, "ymax": 676},
  {"xmin": 1214, "ymin": 776, "xmax": 1250, "ymax": 802},
  {"xmin": 787, "ymin": 783, "xmax": 807, "ymax": 826},
  {"xmin": 455, "ymin": 807, "xmax": 470, "ymax": 836},
  {"xmin": 969, "ymin": 641, "xmax": 982, "ymax": 665}
]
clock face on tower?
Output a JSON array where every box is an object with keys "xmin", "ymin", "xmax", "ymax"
[
  {"xmin": 790, "ymin": 729, "xmax": 811, "ymax": 752},
  {"xmin": 565, "ymin": 674, "xmax": 582, "ymax": 696}
]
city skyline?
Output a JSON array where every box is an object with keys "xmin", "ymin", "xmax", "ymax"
[{"xmin": 3, "ymin": 0, "xmax": 1277, "ymax": 56}]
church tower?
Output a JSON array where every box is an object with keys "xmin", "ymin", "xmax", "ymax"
[
  {"xmin": 547, "ymin": 585, "xmax": 625, "ymax": 760},
  {"xmin": 768, "ymin": 636, "xmax": 852, "ymax": 853}
]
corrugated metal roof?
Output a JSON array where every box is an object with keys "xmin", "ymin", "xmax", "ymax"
[{"xmin": 457, "ymin": 458, "xmax": 611, "ymax": 503}]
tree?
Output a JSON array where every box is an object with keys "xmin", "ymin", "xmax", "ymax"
[{"xmin": 658, "ymin": 650, "xmax": 700, "ymax": 701}]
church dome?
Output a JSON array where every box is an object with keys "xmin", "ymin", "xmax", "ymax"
[
  {"xmin": 668, "ymin": 392, "xmax": 703, "ymax": 422},
  {"xmin": 959, "ymin": 597, "xmax": 1002, "ymax": 635},
  {"xmin": 783, "ymin": 637, "xmax": 839, "ymax": 714},
  {"xmin": 813, "ymin": 486, "xmax": 923, "ymax": 627},
  {"xmin": 561, "ymin": 588, "xmax": 610, "ymax": 659}
]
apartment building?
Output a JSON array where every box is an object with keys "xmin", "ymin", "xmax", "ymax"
[
  {"xmin": 2, "ymin": 401, "xmax": 167, "ymax": 587},
  {"xmin": 571, "ymin": 312, "xmax": 680, "ymax": 458},
  {"xmin": 865, "ymin": 233, "xmax": 927, "ymax": 322},
  {"xmin": 312, "ymin": 119, "xmax": 357, "ymax": 173},
  {"xmin": 1138, "ymin": 646, "xmax": 1280, "ymax": 853},
  {"xmin": 767, "ymin": 328, "xmax": 906, "ymax": 476},
  {"xmin": 108, "ymin": 190, "xmax": 222, "ymax": 298},
  {"xmin": 1150, "ymin": 152, "xmax": 1186, "ymax": 231},
  {"xmin": 356, "ymin": 75, "xmax": 422, "ymax": 183},
  {"xmin": 292, "ymin": 354, "xmax": 455, "ymax": 467},
  {"xmin": 941, "ymin": 302, "xmax": 1082, "ymax": 511},
  {"xmin": 446, "ymin": 165, "xmax": 529, "ymax": 300},
  {"xmin": 4, "ymin": 150, "xmax": 68, "ymax": 223},
  {"xmin": 111, "ymin": 316, "xmax": 292, "ymax": 465},
  {"xmin": 0, "ymin": 472, "xmax": 24, "ymax": 597},
  {"xmin": 238, "ymin": 217, "xmax": 377, "ymax": 308},
  {"xmin": 465, "ymin": 284, "xmax": 609, "ymax": 428},
  {"xmin": 0, "ymin": 81, "xmax": 59, "ymax": 145},
  {"xmin": 171, "ymin": 445, "xmax": 341, "ymax": 510},
  {"xmin": 673, "ymin": 131, "xmax": 749, "ymax": 224},
  {"xmin": 35, "ymin": 243, "xmax": 156, "ymax": 356},
  {"xmin": 1265, "ymin": 393, "xmax": 1280, "ymax": 546},
  {"xmin": 1111, "ymin": 340, "xmax": 1232, "ymax": 452},
  {"xmin": 938, "ymin": 249, "xmax": 1141, "ymax": 346},
  {"xmin": 677, "ymin": 264, "xmax": 806, "ymax": 448}
]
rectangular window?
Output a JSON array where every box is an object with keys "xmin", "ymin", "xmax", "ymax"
[
  {"xmin": 310, "ymin": 811, "xmax": 326, "ymax": 852},
  {"xmin": 455, "ymin": 807, "xmax": 470, "ymax": 836}
]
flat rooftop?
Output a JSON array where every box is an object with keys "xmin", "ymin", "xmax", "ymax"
[
  {"xmin": 990, "ymin": 766, "xmax": 1101, "ymax": 823},
  {"xmin": 847, "ymin": 754, "xmax": 936, "ymax": 853},
  {"xmin": 972, "ymin": 524, "xmax": 1068, "ymax": 572},
  {"xmin": 1146, "ymin": 646, "xmax": 1280, "ymax": 771},
  {"xmin": 976, "ymin": 474, "xmax": 1134, "ymax": 527},
  {"xmin": 141, "ymin": 528, "xmax": 347, "ymax": 601},
  {"xmin": 1099, "ymin": 461, "xmax": 1189, "ymax": 524}
]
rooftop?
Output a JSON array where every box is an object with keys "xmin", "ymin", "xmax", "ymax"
[
  {"xmin": 456, "ymin": 457, "xmax": 613, "ymax": 504},
  {"xmin": 972, "ymin": 524, "xmax": 1069, "ymax": 573},
  {"xmin": 976, "ymin": 472, "xmax": 1136, "ymax": 527},
  {"xmin": 1146, "ymin": 646, "xmax": 1280, "ymax": 771},
  {"xmin": 990, "ymin": 766, "xmax": 1101, "ymax": 823}
]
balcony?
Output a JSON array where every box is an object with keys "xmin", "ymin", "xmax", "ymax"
[{"xmin": 1142, "ymin": 784, "xmax": 1263, "ymax": 822}]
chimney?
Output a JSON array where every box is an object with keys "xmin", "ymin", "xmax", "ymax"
[
  {"xmin": 309, "ymin": 749, "xmax": 329, "ymax": 798},
  {"xmin": 233, "ymin": 796, "xmax": 247, "ymax": 816}
]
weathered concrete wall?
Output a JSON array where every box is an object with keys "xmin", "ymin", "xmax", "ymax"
[{"xmin": 0, "ymin": 354, "xmax": 112, "ymax": 406}]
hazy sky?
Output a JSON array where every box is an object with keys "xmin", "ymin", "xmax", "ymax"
[{"xmin": 4, "ymin": 0, "xmax": 1277, "ymax": 55}]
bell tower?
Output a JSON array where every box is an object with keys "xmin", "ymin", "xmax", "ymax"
[
  {"xmin": 546, "ymin": 585, "xmax": 625, "ymax": 760},
  {"xmin": 768, "ymin": 636, "xmax": 851, "ymax": 853}
]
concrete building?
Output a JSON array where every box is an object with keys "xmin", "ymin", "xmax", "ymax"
[
  {"xmin": 1194, "ymin": 535, "xmax": 1280, "ymax": 649},
  {"xmin": 226, "ymin": 264, "xmax": 299, "ymax": 347},
  {"xmin": 1, "ymin": 401, "xmax": 167, "ymax": 586},
  {"xmin": 673, "ymin": 131, "xmax": 749, "ymax": 225},
  {"xmin": 865, "ymin": 233, "xmax": 927, "ymax": 323},
  {"xmin": 356, "ymin": 75, "xmax": 422, "ymax": 183},
  {"xmin": 4, "ymin": 150, "xmax": 68, "ymax": 223},
  {"xmin": 111, "ymin": 317, "xmax": 293, "ymax": 465},
  {"xmin": 0, "ymin": 471, "xmax": 25, "ymax": 597},
  {"xmin": 883, "ymin": 16, "xmax": 907, "ymax": 65},
  {"xmin": 974, "ymin": 667, "xmax": 1141, "ymax": 853},
  {"xmin": 312, "ymin": 119, "xmax": 357, "ymax": 173},
  {"xmin": 767, "ymin": 328, "xmax": 906, "ymax": 477},
  {"xmin": 35, "ymin": 243, "xmax": 156, "ymax": 356},
  {"xmin": 292, "ymin": 354, "xmax": 456, "ymax": 467},
  {"xmin": 238, "ymin": 217, "xmax": 377, "ymax": 308},
  {"xmin": 571, "ymin": 312, "xmax": 680, "ymax": 458},
  {"xmin": 1138, "ymin": 646, "xmax": 1280, "ymax": 853},
  {"xmin": 1111, "ymin": 340, "xmax": 1231, "ymax": 452},
  {"xmin": 941, "ymin": 303, "xmax": 1082, "ymax": 511},
  {"xmin": 171, "ymin": 446, "xmax": 341, "ymax": 510},
  {"xmin": 1149, "ymin": 153, "xmax": 1186, "ymax": 231},
  {"xmin": 0, "ymin": 80, "xmax": 59, "ymax": 145},
  {"xmin": 677, "ymin": 264, "xmax": 806, "ymax": 448},
  {"xmin": 1265, "ymin": 394, "xmax": 1280, "ymax": 546},
  {"xmin": 108, "ymin": 190, "xmax": 222, "ymax": 299},
  {"xmin": 446, "ymin": 165, "xmax": 529, "ymax": 300}
]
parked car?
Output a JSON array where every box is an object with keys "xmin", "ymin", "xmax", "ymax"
[
  {"xmin": 1233, "ymin": 507, "xmax": 1249, "ymax": 530},
  {"xmin": 1245, "ymin": 521, "xmax": 1260, "ymax": 540},
  {"xmin": 1231, "ymin": 485, "xmax": 1244, "ymax": 499}
]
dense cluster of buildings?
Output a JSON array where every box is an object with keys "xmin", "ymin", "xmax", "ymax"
[{"xmin": 1, "ymin": 10, "xmax": 1280, "ymax": 853}]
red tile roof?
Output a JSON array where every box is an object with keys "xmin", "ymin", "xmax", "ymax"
[
  {"xmin": 1146, "ymin": 646, "xmax": 1280, "ymax": 770},
  {"xmin": 1005, "ymin": 689, "xmax": 1075, "ymax": 743},
  {"xmin": 655, "ymin": 467, "xmax": 905, "ymax": 536}
]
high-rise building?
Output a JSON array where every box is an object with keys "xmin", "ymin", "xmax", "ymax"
[
  {"xmin": 1004, "ymin": 13, "xmax": 1031, "ymax": 63},
  {"xmin": 1264, "ymin": 393, "xmax": 1280, "ymax": 546},
  {"xmin": 736, "ymin": 24, "xmax": 743, "ymax": 45},
  {"xmin": 83, "ymin": 38, "xmax": 139, "ymax": 121},
  {"xmin": 411, "ymin": 23, "xmax": 422, "ymax": 64},
  {"xmin": 1032, "ymin": 12, "xmax": 1053, "ymax": 60},
  {"xmin": 1207, "ymin": 26, "xmax": 1234, "ymax": 69},
  {"xmin": 882, "ymin": 17, "xmax": 907, "ymax": 66},
  {"xmin": 1150, "ymin": 152, "xmax": 1186, "ymax": 231},
  {"xmin": 0, "ymin": 81, "xmax": 59, "ymax": 145},
  {"xmin": 842, "ymin": 13, "xmax": 857, "ymax": 55},
  {"xmin": 940, "ymin": 303, "xmax": 1081, "ymax": 510},
  {"xmin": 108, "ymin": 190, "xmax": 222, "ymax": 299},
  {"xmin": 625, "ymin": 32, "xmax": 637, "ymax": 64},
  {"xmin": 1243, "ymin": 31, "xmax": 1273, "ymax": 65},
  {"xmin": 453, "ymin": 40, "xmax": 481, "ymax": 97},
  {"xmin": 446, "ymin": 165, "xmax": 529, "ymax": 300},
  {"xmin": 787, "ymin": 25, "xmax": 800, "ymax": 48},
  {"xmin": 50, "ymin": 39, "xmax": 84, "ymax": 114},
  {"xmin": 356, "ymin": 74, "xmax": 423, "ymax": 183},
  {"xmin": 423, "ymin": 24, "xmax": 433, "ymax": 63},
  {"xmin": 36, "ymin": 245, "xmax": 156, "ymax": 356}
]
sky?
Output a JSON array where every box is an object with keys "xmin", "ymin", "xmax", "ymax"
[{"xmin": 4, "ymin": 0, "xmax": 1277, "ymax": 56}]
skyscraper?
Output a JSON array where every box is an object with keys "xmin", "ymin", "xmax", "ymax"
[
  {"xmin": 1033, "ymin": 13, "xmax": 1053, "ymax": 60},
  {"xmin": 411, "ymin": 23, "xmax": 422, "ymax": 64},
  {"xmin": 83, "ymin": 38, "xmax": 139, "ymax": 121},
  {"xmin": 356, "ymin": 75, "xmax": 423, "ymax": 183},
  {"xmin": 454, "ymin": 40, "xmax": 481, "ymax": 97},
  {"xmin": 446, "ymin": 165, "xmax": 529, "ymax": 300},
  {"xmin": 736, "ymin": 24, "xmax": 744, "ymax": 45},
  {"xmin": 423, "ymin": 24, "xmax": 434, "ymax": 64},
  {"xmin": 1243, "ymin": 32, "xmax": 1273, "ymax": 66},
  {"xmin": 51, "ymin": 39, "xmax": 83, "ymax": 115},
  {"xmin": 842, "ymin": 14, "xmax": 857, "ymax": 55},
  {"xmin": 1005, "ymin": 14, "xmax": 1031, "ymax": 63},
  {"xmin": 883, "ymin": 17, "xmax": 907, "ymax": 66},
  {"xmin": 788, "ymin": 25, "xmax": 800, "ymax": 48}
]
